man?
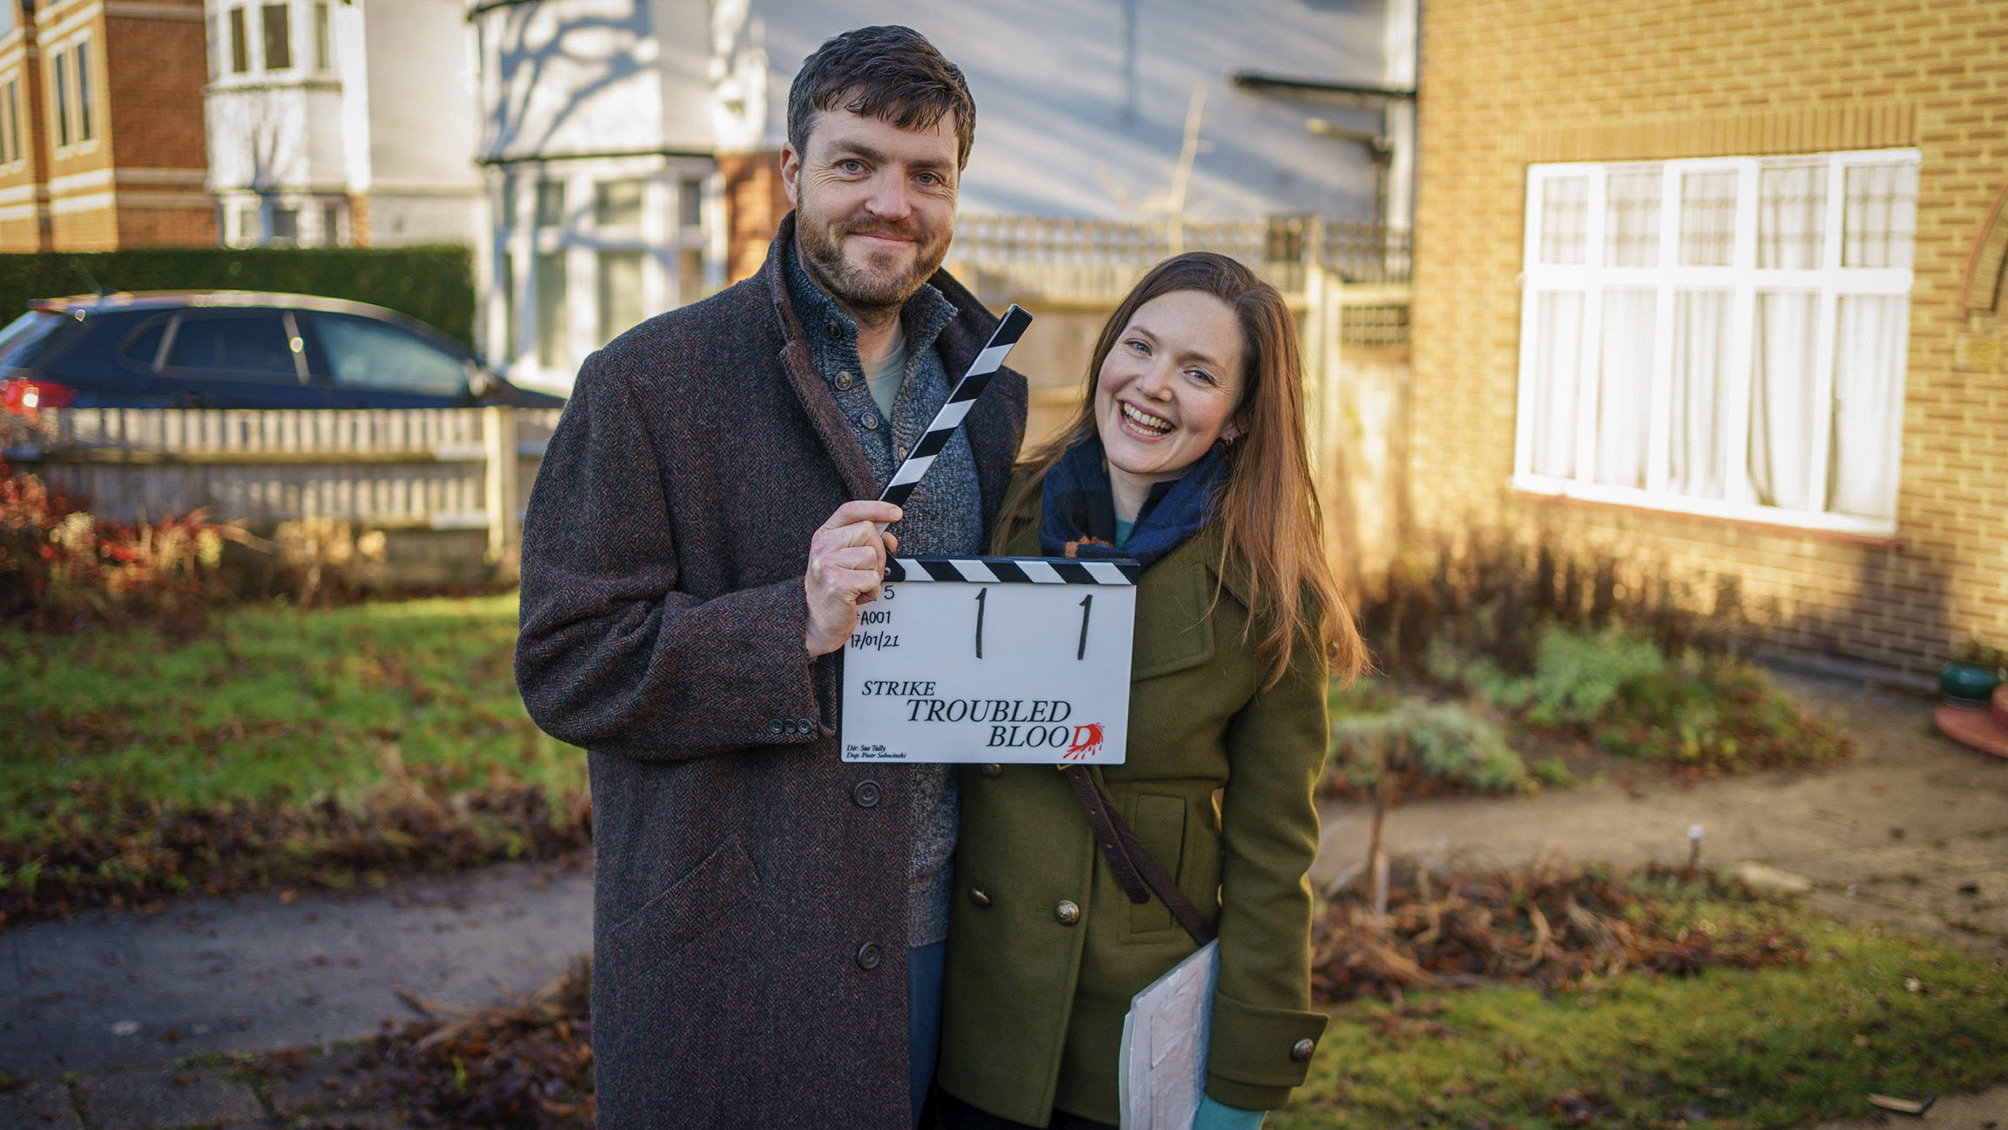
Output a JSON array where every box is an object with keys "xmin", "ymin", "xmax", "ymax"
[{"xmin": 514, "ymin": 25, "xmax": 1027, "ymax": 1130}]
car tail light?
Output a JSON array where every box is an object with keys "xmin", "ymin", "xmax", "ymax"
[{"xmin": 1, "ymin": 377, "xmax": 76, "ymax": 415}]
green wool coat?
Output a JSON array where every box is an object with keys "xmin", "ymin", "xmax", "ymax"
[{"xmin": 937, "ymin": 493, "xmax": 1331, "ymax": 1125}]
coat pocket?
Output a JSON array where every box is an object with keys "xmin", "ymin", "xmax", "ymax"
[
  {"xmin": 604, "ymin": 835, "xmax": 761, "ymax": 991},
  {"xmin": 1125, "ymin": 793, "xmax": 1188, "ymax": 936}
]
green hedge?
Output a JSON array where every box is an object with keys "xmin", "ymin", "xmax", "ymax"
[{"xmin": 0, "ymin": 245, "xmax": 477, "ymax": 347}]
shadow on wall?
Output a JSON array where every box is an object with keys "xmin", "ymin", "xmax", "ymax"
[{"xmin": 483, "ymin": 6, "xmax": 652, "ymax": 161}]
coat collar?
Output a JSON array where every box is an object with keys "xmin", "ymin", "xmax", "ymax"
[{"xmin": 759, "ymin": 211, "xmax": 1017, "ymax": 517}]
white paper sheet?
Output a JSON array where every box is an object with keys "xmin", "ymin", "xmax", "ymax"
[{"xmin": 1117, "ymin": 940, "xmax": 1219, "ymax": 1130}]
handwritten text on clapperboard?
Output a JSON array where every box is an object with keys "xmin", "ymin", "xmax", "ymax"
[{"xmin": 840, "ymin": 557, "xmax": 1137, "ymax": 764}]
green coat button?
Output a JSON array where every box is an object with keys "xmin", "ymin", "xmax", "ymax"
[
  {"xmin": 970, "ymin": 888, "xmax": 991, "ymax": 907},
  {"xmin": 1291, "ymin": 1038, "xmax": 1316, "ymax": 1062},
  {"xmin": 1054, "ymin": 900, "xmax": 1080, "ymax": 925}
]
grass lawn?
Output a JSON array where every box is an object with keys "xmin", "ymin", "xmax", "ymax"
[
  {"xmin": 1281, "ymin": 918, "xmax": 2008, "ymax": 1129},
  {"xmin": 0, "ymin": 593, "xmax": 583, "ymax": 919}
]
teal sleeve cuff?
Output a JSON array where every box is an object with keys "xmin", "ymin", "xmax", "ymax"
[{"xmin": 1194, "ymin": 1093, "xmax": 1266, "ymax": 1129}]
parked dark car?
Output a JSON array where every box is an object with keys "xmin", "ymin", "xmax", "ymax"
[{"xmin": 0, "ymin": 291, "xmax": 564, "ymax": 414}]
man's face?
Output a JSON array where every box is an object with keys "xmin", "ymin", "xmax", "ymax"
[{"xmin": 781, "ymin": 106, "xmax": 960, "ymax": 315}]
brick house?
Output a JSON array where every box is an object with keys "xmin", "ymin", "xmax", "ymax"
[
  {"xmin": 1407, "ymin": 0, "xmax": 2007, "ymax": 677},
  {"xmin": 0, "ymin": 0, "xmax": 211, "ymax": 251}
]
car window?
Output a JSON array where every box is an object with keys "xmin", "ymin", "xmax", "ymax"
[
  {"xmin": 0, "ymin": 311, "xmax": 77, "ymax": 368},
  {"xmin": 311, "ymin": 312, "xmax": 468, "ymax": 397},
  {"xmin": 34, "ymin": 310, "xmax": 167, "ymax": 381},
  {"xmin": 165, "ymin": 312, "xmax": 302, "ymax": 383},
  {"xmin": 119, "ymin": 319, "xmax": 169, "ymax": 371}
]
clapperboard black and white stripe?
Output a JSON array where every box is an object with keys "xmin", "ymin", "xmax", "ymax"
[
  {"xmin": 879, "ymin": 303, "xmax": 1033, "ymax": 509},
  {"xmin": 885, "ymin": 556, "xmax": 1142, "ymax": 585}
]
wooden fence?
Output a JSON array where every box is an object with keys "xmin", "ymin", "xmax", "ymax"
[
  {"xmin": 945, "ymin": 214, "xmax": 1414, "ymax": 587},
  {"xmin": 947, "ymin": 214, "xmax": 1412, "ymax": 308},
  {"xmin": 2, "ymin": 406, "xmax": 560, "ymax": 579}
]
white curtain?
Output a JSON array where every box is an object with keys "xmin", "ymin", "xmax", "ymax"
[
  {"xmin": 1844, "ymin": 162, "xmax": 1919, "ymax": 269},
  {"xmin": 1830, "ymin": 295, "xmax": 1908, "ymax": 520},
  {"xmin": 1748, "ymin": 291, "xmax": 1819, "ymax": 509},
  {"xmin": 1604, "ymin": 168, "xmax": 1662, "ymax": 268},
  {"xmin": 1540, "ymin": 176, "xmax": 1590, "ymax": 265},
  {"xmin": 1529, "ymin": 291, "xmax": 1584, "ymax": 479},
  {"xmin": 1669, "ymin": 290, "xmax": 1731, "ymax": 499},
  {"xmin": 1758, "ymin": 162, "xmax": 1825, "ymax": 269},
  {"xmin": 1679, "ymin": 170, "xmax": 1738, "ymax": 267},
  {"xmin": 1594, "ymin": 288, "xmax": 1654, "ymax": 488}
]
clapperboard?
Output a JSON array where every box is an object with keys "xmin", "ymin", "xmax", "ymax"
[{"xmin": 841, "ymin": 306, "xmax": 1137, "ymax": 765}]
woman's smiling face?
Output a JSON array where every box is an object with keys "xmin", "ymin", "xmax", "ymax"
[{"xmin": 1094, "ymin": 289, "xmax": 1246, "ymax": 517}]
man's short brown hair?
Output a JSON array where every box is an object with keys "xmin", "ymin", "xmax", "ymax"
[{"xmin": 787, "ymin": 25, "xmax": 976, "ymax": 170}]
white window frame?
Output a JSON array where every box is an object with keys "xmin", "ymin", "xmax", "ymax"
[
  {"xmin": 1513, "ymin": 148, "xmax": 1918, "ymax": 537},
  {"xmin": 46, "ymin": 32, "xmax": 99, "ymax": 156}
]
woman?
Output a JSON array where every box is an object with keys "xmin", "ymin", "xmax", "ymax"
[{"xmin": 936, "ymin": 252, "xmax": 1369, "ymax": 1129}]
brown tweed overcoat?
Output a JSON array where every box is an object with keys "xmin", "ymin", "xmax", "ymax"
[{"xmin": 514, "ymin": 214, "xmax": 1027, "ymax": 1129}]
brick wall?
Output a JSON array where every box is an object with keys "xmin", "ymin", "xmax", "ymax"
[
  {"xmin": 104, "ymin": 2, "xmax": 208, "ymax": 174},
  {"xmin": 719, "ymin": 150, "xmax": 790, "ymax": 283},
  {"xmin": 1413, "ymin": 0, "xmax": 2008, "ymax": 675}
]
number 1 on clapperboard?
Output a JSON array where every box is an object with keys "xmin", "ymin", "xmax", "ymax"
[{"xmin": 969, "ymin": 590, "xmax": 1095, "ymax": 660}]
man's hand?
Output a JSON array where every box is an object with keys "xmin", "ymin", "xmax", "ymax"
[{"xmin": 805, "ymin": 500, "xmax": 902, "ymax": 657}]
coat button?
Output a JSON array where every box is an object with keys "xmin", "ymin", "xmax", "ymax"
[
  {"xmin": 978, "ymin": 763, "xmax": 1003, "ymax": 778},
  {"xmin": 836, "ymin": 370, "xmax": 855, "ymax": 390},
  {"xmin": 969, "ymin": 888, "xmax": 991, "ymax": 907},
  {"xmin": 860, "ymin": 410, "xmax": 880, "ymax": 431},
  {"xmin": 855, "ymin": 942, "xmax": 882, "ymax": 970},
  {"xmin": 798, "ymin": 718, "xmax": 816, "ymax": 734},
  {"xmin": 768, "ymin": 718, "xmax": 784, "ymax": 734},
  {"xmin": 852, "ymin": 780, "xmax": 881, "ymax": 808},
  {"xmin": 1054, "ymin": 900, "xmax": 1080, "ymax": 925},
  {"xmin": 1290, "ymin": 1038, "xmax": 1316, "ymax": 1062}
]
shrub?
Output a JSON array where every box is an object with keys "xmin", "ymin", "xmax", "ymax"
[
  {"xmin": 1429, "ymin": 622, "xmax": 1852, "ymax": 774},
  {"xmin": 1327, "ymin": 698, "xmax": 1545, "ymax": 799},
  {"xmin": 0, "ymin": 458, "xmax": 242, "ymax": 628}
]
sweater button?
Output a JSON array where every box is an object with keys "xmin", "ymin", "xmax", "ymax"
[
  {"xmin": 836, "ymin": 370, "xmax": 855, "ymax": 390},
  {"xmin": 1054, "ymin": 900, "xmax": 1080, "ymax": 926},
  {"xmin": 860, "ymin": 410, "xmax": 880, "ymax": 431},
  {"xmin": 969, "ymin": 888, "xmax": 991, "ymax": 908},
  {"xmin": 852, "ymin": 780, "xmax": 881, "ymax": 808},
  {"xmin": 855, "ymin": 942, "xmax": 882, "ymax": 970},
  {"xmin": 1291, "ymin": 1038, "xmax": 1316, "ymax": 1062}
]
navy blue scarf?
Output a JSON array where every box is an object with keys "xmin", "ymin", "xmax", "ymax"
[{"xmin": 1038, "ymin": 434, "xmax": 1230, "ymax": 568}]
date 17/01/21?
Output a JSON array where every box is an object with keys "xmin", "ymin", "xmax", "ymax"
[{"xmin": 851, "ymin": 586, "xmax": 1101, "ymax": 661}]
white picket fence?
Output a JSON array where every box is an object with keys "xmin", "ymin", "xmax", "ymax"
[{"xmin": 2, "ymin": 406, "xmax": 562, "ymax": 572}]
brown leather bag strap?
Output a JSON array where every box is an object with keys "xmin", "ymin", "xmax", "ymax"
[
  {"xmin": 1062, "ymin": 766, "xmax": 1216, "ymax": 946},
  {"xmin": 1063, "ymin": 765, "xmax": 1151, "ymax": 905}
]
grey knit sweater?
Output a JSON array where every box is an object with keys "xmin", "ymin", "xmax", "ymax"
[{"xmin": 783, "ymin": 247, "xmax": 981, "ymax": 948}]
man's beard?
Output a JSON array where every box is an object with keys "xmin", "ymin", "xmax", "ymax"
[{"xmin": 796, "ymin": 216, "xmax": 945, "ymax": 316}]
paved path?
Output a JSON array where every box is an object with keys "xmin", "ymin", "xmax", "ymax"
[
  {"xmin": 1, "ymin": 670, "xmax": 2003, "ymax": 1128},
  {"xmin": 2, "ymin": 858, "xmax": 590, "ymax": 1079}
]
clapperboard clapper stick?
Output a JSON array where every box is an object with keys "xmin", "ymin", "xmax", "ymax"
[{"xmin": 876, "ymin": 304, "xmax": 1033, "ymax": 524}]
